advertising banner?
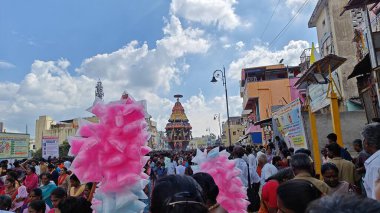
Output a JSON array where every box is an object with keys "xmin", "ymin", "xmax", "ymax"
[
  {"xmin": 0, "ymin": 133, "xmax": 29, "ymax": 159},
  {"xmin": 272, "ymin": 99, "xmax": 307, "ymax": 150},
  {"xmin": 308, "ymin": 72, "xmax": 340, "ymax": 112},
  {"xmin": 42, "ymin": 136, "xmax": 59, "ymax": 159}
]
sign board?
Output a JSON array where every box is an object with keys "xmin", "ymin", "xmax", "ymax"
[
  {"xmin": 272, "ymin": 99, "xmax": 307, "ymax": 150},
  {"xmin": 308, "ymin": 72, "xmax": 340, "ymax": 112},
  {"xmin": 42, "ymin": 136, "xmax": 59, "ymax": 159},
  {"xmin": 0, "ymin": 133, "xmax": 29, "ymax": 159}
]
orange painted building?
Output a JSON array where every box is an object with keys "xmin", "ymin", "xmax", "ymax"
[{"xmin": 240, "ymin": 64, "xmax": 302, "ymax": 144}]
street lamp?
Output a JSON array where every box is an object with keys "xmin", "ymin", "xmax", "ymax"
[{"xmin": 210, "ymin": 67, "xmax": 232, "ymax": 147}]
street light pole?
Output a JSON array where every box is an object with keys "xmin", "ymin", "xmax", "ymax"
[
  {"xmin": 211, "ymin": 67, "xmax": 232, "ymax": 147},
  {"xmin": 214, "ymin": 113, "xmax": 222, "ymax": 145}
]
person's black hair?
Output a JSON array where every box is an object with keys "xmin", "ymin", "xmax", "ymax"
[
  {"xmin": 61, "ymin": 167, "xmax": 68, "ymax": 173},
  {"xmin": 275, "ymin": 136, "xmax": 281, "ymax": 140},
  {"xmin": 272, "ymin": 156, "xmax": 282, "ymax": 165},
  {"xmin": 32, "ymin": 188, "xmax": 43, "ymax": 199},
  {"xmin": 266, "ymin": 167, "xmax": 294, "ymax": 183},
  {"xmin": 39, "ymin": 172, "xmax": 52, "ymax": 180},
  {"xmin": 290, "ymin": 153, "xmax": 313, "ymax": 174},
  {"xmin": 58, "ymin": 197, "xmax": 92, "ymax": 213},
  {"xmin": 246, "ymin": 146, "xmax": 252, "ymax": 154},
  {"xmin": 28, "ymin": 166, "xmax": 36, "ymax": 174},
  {"xmin": 277, "ymin": 179, "xmax": 322, "ymax": 213},
  {"xmin": 268, "ymin": 142, "xmax": 275, "ymax": 150},
  {"xmin": 7, "ymin": 171, "xmax": 18, "ymax": 180},
  {"xmin": 289, "ymin": 147, "xmax": 294, "ymax": 153},
  {"xmin": 29, "ymin": 200, "xmax": 46, "ymax": 212},
  {"xmin": 372, "ymin": 117, "xmax": 380, "ymax": 123},
  {"xmin": 306, "ymin": 194, "xmax": 380, "ymax": 213},
  {"xmin": 48, "ymin": 164, "xmax": 55, "ymax": 169},
  {"xmin": 327, "ymin": 133, "xmax": 337, "ymax": 142},
  {"xmin": 150, "ymin": 175, "xmax": 207, "ymax": 213},
  {"xmin": 321, "ymin": 163, "xmax": 339, "ymax": 175},
  {"xmin": 192, "ymin": 172, "xmax": 219, "ymax": 205},
  {"xmin": 326, "ymin": 143, "xmax": 341, "ymax": 157},
  {"xmin": 85, "ymin": 182, "xmax": 93, "ymax": 189},
  {"xmin": 352, "ymin": 139, "xmax": 362, "ymax": 148},
  {"xmin": 0, "ymin": 195, "xmax": 12, "ymax": 210},
  {"xmin": 13, "ymin": 161, "xmax": 20, "ymax": 167},
  {"xmin": 51, "ymin": 187, "xmax": 67, "ymax": 199},
  {"xmin": 70, "ymin": 174, "xmax": 81, "ymax": 184},
  {"xmin": 294, "ymin": 148, "xmax": 312, "ymax": 156},
  {"xmin": 6, "ymin": 177, "xmax": 16, "ymax": 187}
]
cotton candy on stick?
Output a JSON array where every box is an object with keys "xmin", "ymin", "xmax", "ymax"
[
  {"xmin": 69, "ymin": 95, "xmax": 151, "ymax": 212},
  {"xmin": 193, "ymin": 147, "xmax": 250, "ymax": 213}
]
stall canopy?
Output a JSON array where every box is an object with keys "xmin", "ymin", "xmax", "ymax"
[
  {"xmin": 348, "ymin": 54, "xmax": 372, "ymax": 79},
  {"xmin": 295, "ymin": 54, "xmax": 347, "ymax": 89}
]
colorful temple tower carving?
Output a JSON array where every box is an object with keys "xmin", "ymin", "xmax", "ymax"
[{"xmin": 165, "ymin": 95, "xmax": 192, "ymax": 150}]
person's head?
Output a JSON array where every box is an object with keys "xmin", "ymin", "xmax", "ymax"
[
  {"xmin": 361, "ymin": 123, "xmax": 380, "ymax": 155},
  {"xmin": 321, "ymin": 163, "xmax": 339, "ymax": 188},
  {"xmin": 29, "ymin": 188, "xmax": 42, "ymax": 202},
  {"xmin": 246, "ymin": 146, "xmax": 252, "ymax": 155},
  {"xmin": 50, "ymin": 187, "xmax": 67, "ymax": 208},
  {"xmin": 290, "ymin": 153, "xmax": 313, "ymax": 175},
  {"xmin": 27, "ymin": 166, "xmax": 36, "ymax": 175},
  {"xmin": 48, "ymin": 164, "xmax": 55, "ymax": 172},
  {"xmin": 0, "ymin": 195, "xmax": 12, "ymax": 210},
  {"xmin": 306, "ymin": 194, "xmax": 380, "ymax": 213},
  {"xmin": 13, "ymin": 161, "xmax": 20, "ymax": 168},
  {"xmin": 289, "ymin": 147, "xmax": 294, "ymax": 154},
  {"xmin": 266, "ymin": 167, "xmax": 294, "ymax": 183},
  {"xmin": 59, "ymin": 167, "xmax": 68, "ymax": 176},
  {"xmin": 150, "ymin": 175, "xmax": 207, "ymax": 213},
  {"xmin": 277, "ymin": 179, "xmax": 322, "ymax": 213},
  {"xmin": 192, "ymin": 172, "xmax": 219, "ymax": 207},
  {"xmin": 83, "ymin": 182, "xmax": 93, "ymax": 198},
  {"xmin": 28, "ymin": 200, "xmax": 46, "ymax": 213},
  {"xmin": 233, "ymin": 146, "xmax": 244, "ymax": 158},
  {"xmin": 352, "ymin": 139, "xmax": 363, "ymax": 152},
  {"xmin": 39, "ymin": 173, "xmax": 52, "ymax": 186},
  {"xmin": 257, "ymin": 154, "xmax": 268, "ymax": 167},
  {"xmin": 275, "ymin": 136, "xmax": 281, "ymax": 141},
  {"xmin": 31, "ymin": 160, "xmax": 37, "ymax": 167},
  {"xmin": 272, "ymin": 156, "xmax": 282, "ymax": 167},
  {"xmin": 4, "ymin": 177, "xmax": 15, "ymax": 189},
  {"xmin": 6, "ymin": 171, "xmax": 18, "ymax": 181},
  {"xmin": 294, "ymin": 148, "xmax": 311, "ymax": 156},
  {"xmin": 325, "ymin": 143, "xmax": 341, "ymax": 158},
  {"xmin": 327, "ymin": 133, "xmax": 337, "ymax": 144},
  {"xmin": 58, "ymin": 197, "xmax": 92, "ymax": 213},
  {"xmin": 70, "ymin": 174, "xmax": 81, "ymax": 187}
]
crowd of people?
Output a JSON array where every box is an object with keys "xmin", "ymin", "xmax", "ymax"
[
  {"xmin": 144, "ymin": 122, "xmax": 380, "ymax": 213},
  {"xmin": 0, "ymin": 122, "xmax": 379, "ymax": 213},
  {"xmin": 0, "ymin": 158, "xmax": 93, "ymax": 213}
]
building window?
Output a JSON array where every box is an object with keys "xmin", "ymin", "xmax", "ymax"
[
  {"xmin": 322, "ymin": 19, "xmax": 325, "ymax": 26},
  {"xmin": 233, "ymin": 131, "xmax": 236, "ymax": 135}
]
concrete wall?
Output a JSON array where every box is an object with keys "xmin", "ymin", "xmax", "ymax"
[{"xmin": 302, "ymin": 110, "xmax": 367, "ymax": 157}]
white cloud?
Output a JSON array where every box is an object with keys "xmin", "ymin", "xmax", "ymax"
[
  {"xmin": 182, "ymin": 91, "xmax": 242, "ymax": 137},
  {"xmin": 228, "ymin": 40, "xmax": 310, "ymax": 80},
  {"xmin": 0, "ymin": 61, "xmax": 15, "ymax": 70},
  {"xmin": 223, "ymin": 44, "xmax": 232, "ymax": 49},
  {"xmin": 235, "ymin": 41, "xmax": 245, "ymax": 50},
  {"xmin": 76, "ymin": 16, "xmax": 210, "ymax": 92},
  {"xmin": 170, "ymin": 0, "xmax": 243, "ymax": 30}
]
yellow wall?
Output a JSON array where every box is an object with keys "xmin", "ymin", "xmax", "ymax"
[
  {"xmin": 222, "ymin": 123, "xmax": 246, "ymax": 146},
  {"xmin": 244, "ymin": 79, "xmax": 292, "ymax": 120}
]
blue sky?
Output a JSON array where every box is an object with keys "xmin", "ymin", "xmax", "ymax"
[{"xmin": 0, "ymin": 0, "xmax": 318, "ymax": 138}]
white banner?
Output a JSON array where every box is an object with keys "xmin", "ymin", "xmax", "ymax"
[{"xmin": 42, "ymin": 136, "xmax": 59, "ymax": 159}]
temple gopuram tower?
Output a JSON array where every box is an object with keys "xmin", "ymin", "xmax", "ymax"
[{"xmin": 165, "ymin": 95, "xmax": 192, "ymax": 150}]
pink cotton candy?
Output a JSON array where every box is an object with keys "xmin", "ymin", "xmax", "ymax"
[
  {"xmin": 197, "ymin": 148, "xmax": 249, "ymax": 213},
  {"xmin": 69, "ymin": 95, "xmax": 151, "ymax": 193}
]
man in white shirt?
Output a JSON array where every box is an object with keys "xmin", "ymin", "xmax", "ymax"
[
  {"xmin": 362, "ymin": 123, "xmax": 380, "ymax": 199},
  {"xmin": 258, "ymin": 154, "xmax": 278, "ymax": 185},
  {"xmin": 246, "ymin": 147, "xmax": 257, "ymax": 171},
  {"xmin": 233, "ymin": 146, "xmax": 260, "ymax": 188},
  {"xmin": 175, "ymin": 158, "xmax": 186, "ymax": 175}
]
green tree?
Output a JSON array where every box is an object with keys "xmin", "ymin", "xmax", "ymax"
[{"xmin": 59, "ymin": 140, "xmax": 71, "ymax": 158}]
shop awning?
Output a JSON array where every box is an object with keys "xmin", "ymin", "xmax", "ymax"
[
  {"xmin": 348, "ymin": 54, "xmax": 372, "ymax": 79},
  {"xmin": 254, "ymin": 117, "xmax": 272, "ymax": 127},
  {"xmin": 341, "ymin": 0, "xmax": 380, "ymax": 15},
  {"xmin": 295, "ymin": 54, "xmax": 347, "ymax": 89}
]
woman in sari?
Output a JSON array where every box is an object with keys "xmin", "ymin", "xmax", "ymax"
[
  {"xmin": 20, "ymin": 188, "xmax": 50, "ymax": 213},
  {"xmin": 39, "ymin": 173, "xmax": 57, "ymax": 208},
  {"xmin": 3, "ymin": 177, "xmax": 17, "ymax": 199},
  {"xmin": 57, "ymin": 167, "xmax": 70, "ymax": 194},
  {"xmin": 69, "ymin": 174, "xmax": 85, "ymax": 197},
  {"xmin": 23, "ymin": 166, "xmax": 39, "ymax": 193}
]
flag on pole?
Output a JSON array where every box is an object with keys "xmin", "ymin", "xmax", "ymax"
[{"xmin": 309, "ymin": 42, "xmax": 320, "ymax": 65}]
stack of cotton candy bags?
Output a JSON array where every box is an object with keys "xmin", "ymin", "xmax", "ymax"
[
  {"xmin": 69, "ymin": 96, "xmax": 151, "ymax": 213},
  {"xmin": 192, "ymin": 147, "xmax": 249, "ymax": 213}
]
